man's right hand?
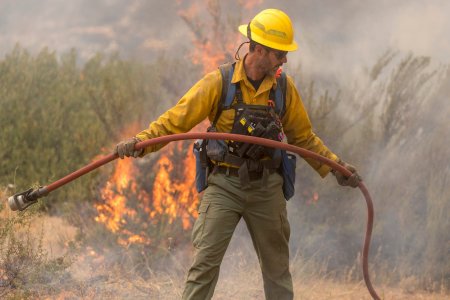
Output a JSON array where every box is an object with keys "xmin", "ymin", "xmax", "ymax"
[{"xmin": 114, "ymin": 137, "xmax": 143, "ymax": 159}]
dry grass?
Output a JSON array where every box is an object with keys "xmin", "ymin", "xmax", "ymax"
[
  {"xmin": 1, "ymin": 186, "xmax": 448, "ymax": 299},
  {"xmin": 45, "ymin": 255, "xmax": 449, "ymax": 300},
  {"xmin": 38, "ymin": 221, "xmax": 449, "ymax": 299}
]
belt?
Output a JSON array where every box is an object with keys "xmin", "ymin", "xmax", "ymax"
[{"xmin": 213, "ymin": 165, "xmax": 264, "ymax": 181}]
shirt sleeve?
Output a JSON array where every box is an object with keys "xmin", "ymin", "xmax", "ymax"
[
  {"xmin": 281, "ymin": 75, "xmax": 340, "ymax": 177},
  {"xmin": 136, "ymin": 69, "xmax": 222, "ymax": 155}
]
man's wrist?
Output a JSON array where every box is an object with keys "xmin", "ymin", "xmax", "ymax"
[{"xmin": 331, "ymin": 158, "xmax": 342, "ymax": 175}]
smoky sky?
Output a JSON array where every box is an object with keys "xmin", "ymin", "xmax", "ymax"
[
  {"xmin": 264, "ymin": 0, "xmax": 450, "ymax": 84},
  {"xmin": 1, "ymin": 0, "xmax": 448, "ymax": 142},
  {"xmin": 0, "ymin": 0, "xmax": 189, "ymax": 60},
  {"xmin": 1, "ymin": 0, "xmax": 449, "ymax": 83}
]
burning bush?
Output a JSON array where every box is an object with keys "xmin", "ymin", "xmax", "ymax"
[{"xmin": 91, "ymin": 139, "xmax": 199, "ymax": 273}]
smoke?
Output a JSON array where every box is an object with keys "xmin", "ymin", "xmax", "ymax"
[
  {"xmin": 2, "ymin": 0, "xmax": 448, "ymax": 94},
  {"xmin": 264, "ymin": 0, "xmax": 450, "ymax": 87},
  {"xmin": 0, "ymin": 0, "xmax": 191, "ymax": 61},
  {"xmin": 2, "ymin": 0, "xmax": 449, "ymax": 90}
]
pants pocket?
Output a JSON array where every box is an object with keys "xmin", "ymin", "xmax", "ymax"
[{"xmin": 191, "ymin": 202, "xmax": 210, "ymax": 248}]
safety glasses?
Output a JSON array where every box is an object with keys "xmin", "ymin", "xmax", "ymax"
[
  {"xmin": 263, "ymin": 46, "xmax": 287, "ymax": 60},
  {"xmin": 272, "ymin": 49, "xmax": 287, "ymax": 60}
]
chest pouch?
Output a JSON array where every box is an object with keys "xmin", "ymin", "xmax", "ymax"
[
  {"xmin": 193, "ymin": 126, "xmax": 228, "ymax": 193},
  {"xmin": 228, "ymin": 103, "xmax": 283, "ymax": 161},
  {"xmin": 205, "ymin": 127, "xmax": 228, "ymax": 162}
]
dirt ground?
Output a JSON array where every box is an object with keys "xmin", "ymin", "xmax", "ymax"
[
  {"xmin": 42, "ymin": 267, "xmax": 449, "ymax": 300},
  {"xmin": 1, "ymin": 208, "xmax": 447, "ymax": 300},
  {"xmin": 56, "ymin": 234, "xmax": 448, "ymax": 300}
]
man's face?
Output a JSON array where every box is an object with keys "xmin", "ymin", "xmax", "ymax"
[{"xmin": 258, "ymin": 45, "xmax": 288, "ymax": 77}]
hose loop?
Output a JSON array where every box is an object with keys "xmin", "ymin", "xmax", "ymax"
[{"xmin": 42, "ymin": 132, "xmax": 380, "ymax": 300}]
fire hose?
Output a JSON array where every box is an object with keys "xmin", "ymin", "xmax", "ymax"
[{"xmin": 7, "ymin": 132, "xmax": 380, "ymax": 300}]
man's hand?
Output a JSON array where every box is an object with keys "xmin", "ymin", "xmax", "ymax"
[
  {"xmin": 332, "ymin": 160, "xmax": 362, "ymax": 188},
  {"xmin": 114, "ymin": 137, "xmax": 143, "ymax": 159}
]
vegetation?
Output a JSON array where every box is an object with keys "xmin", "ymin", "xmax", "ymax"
[
  {"xmin": 0, "ymin": 45, "xmax": 195, "ymax": 213},
  {"xmin": 0, "ymin": 194, "xmax": 75, "ymax": 298}
]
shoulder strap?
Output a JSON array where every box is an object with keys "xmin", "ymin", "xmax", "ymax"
[
  {"xmin": 274, "ymin": 72, "xmax": 287, "ymax": 118},
  {"xmin": 212, "ymin": 62, "xmax": 236, "ymax": 128},
  {"xmin": 223, "ymin": 64, "xmax": 237, "ymax": 108}
]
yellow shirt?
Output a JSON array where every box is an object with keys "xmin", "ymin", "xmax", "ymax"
[{"xmin": 136, "ymin": 58, "xmax": 339, "ymax": 177}]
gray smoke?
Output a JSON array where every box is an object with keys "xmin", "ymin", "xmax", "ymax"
[{"xmin": 2, "ymin": 0, "xmax": 449, "ymax": 72}]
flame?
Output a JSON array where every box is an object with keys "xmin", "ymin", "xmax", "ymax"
[
  {"xmin": 177, "ymin": 0, "xmax": 264, "ymax": 74},
  {"xmin": 94, "ymin": 124, "xmax": 154, "ymax": 246},
  {"xmin": 94, "ymin": 124, "xmax": 203, "ymax": 247},
  {"xmin": 146, "ymin": 122, "xmax": 209, "ymax": 231},
  {"xmin": 240, "ymin": 0, "xmax": 263, "ymax": 10},
  {"xmin": 94, "ymin": 158, "xmax": 138, "ymax": 233},
  {"xmin": 151, "ymin": 142, "xmax": 198, "ymax": 230},
  {"xmin": 305, "ymin": 190, "xmax": 320, "ymax": 205}
]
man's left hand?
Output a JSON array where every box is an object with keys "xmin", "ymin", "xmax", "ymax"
[
  {"xmin": 333, "ymin": 160, "xmax": 362, "ymax": 188},
  {"xmin": 114, "ymin": 137, "xmax": 143, "ymax": 159}
]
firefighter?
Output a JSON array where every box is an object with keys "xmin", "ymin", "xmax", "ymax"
[{"xmin": 115, "ymin": 8, "xmax": 360, "ymax": 300}]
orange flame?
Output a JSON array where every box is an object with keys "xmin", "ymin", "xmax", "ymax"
[
  {"xmin": 151, "ymin": 142, "xmax": 199, "ymax": 230},
  {"xmin": 147, "ymin": 122, "xmax": 208, "ymax": 231},
  {"xmin": 94, "ymin": 124, "xmax": 202, "ymax": 247},
  {"xmin": 177, "ymin": 0, "xmax": 264, "ymax": 74},
  {"xmin": 94, "ymin": 124, "xmax": 154, "ymax": 246},
  {"xmin": 305, "ymin": 191, "xmax": 320, "ymax": 205},
  {"xmin": 94, "ymin": 158, "xmax": 138, "ymax": 233},
  {"xmin": 239, "ymin": 0, "xmax": 263, "ymax": 10}
]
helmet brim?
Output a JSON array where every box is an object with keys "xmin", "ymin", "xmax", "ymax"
[{"xmin": 238, "ymin": 24, "xmax": 298, "ymax": 52}]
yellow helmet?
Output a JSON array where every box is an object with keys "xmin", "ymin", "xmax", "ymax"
[{"xmin": 238, "ymin": 9, "xmax": 298, "ymax": 52}]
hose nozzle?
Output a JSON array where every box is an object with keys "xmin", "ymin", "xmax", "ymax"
[{"xmin": 8, "ymin": 187, "xmax": 48, "ymax": 211}]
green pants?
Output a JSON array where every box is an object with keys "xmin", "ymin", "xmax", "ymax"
[{"xmin": 182, "ymin": 172, "xmax": 293, "ymax": 300}]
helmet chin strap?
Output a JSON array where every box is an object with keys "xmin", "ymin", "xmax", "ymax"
[
  {"xmin": 234, "ymin": 41, "xmax": 249, "ymax": 60},
  {"xmin": 234, "ymin": 22, "xmax": 252, "ymax": 60}
]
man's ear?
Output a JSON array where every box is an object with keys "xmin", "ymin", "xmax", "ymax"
[{"xmin": 255, "ymin": 44, "xmax": 266, "ymax": 56}]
